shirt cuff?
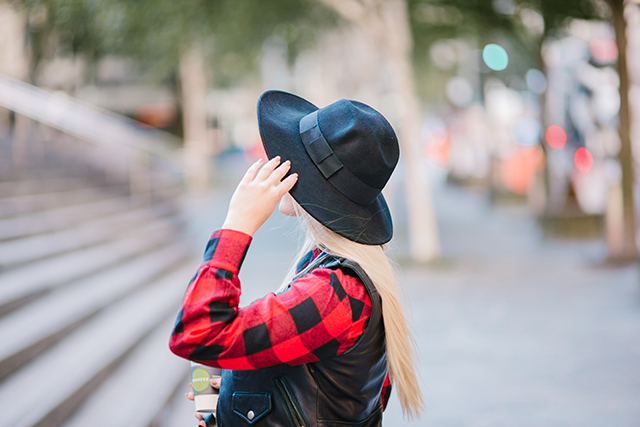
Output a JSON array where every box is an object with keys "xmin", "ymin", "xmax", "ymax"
[{"xmin": 205, "ymin": 229, "xmax": 252, "ymax": 274}]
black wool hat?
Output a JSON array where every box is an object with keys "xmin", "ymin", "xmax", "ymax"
[{"xmin": 257, "ymin": 90, "xmax": 399, "ymax": 245}]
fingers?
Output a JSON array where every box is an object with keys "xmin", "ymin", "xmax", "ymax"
[
  {"xmin": 266, "ymin": 159, "xmax": 292, "ymax": 185},
  {"xmin": 246, "ymin": 156, "xmax": 294, "ymax": 188},
  {"xmin": 190, "ymin": 376, "xmax": 212, "ymax": 426},
  {"xmin": 276, "ymin": 173, "xmax": 299, "ymax": 195},
  {"xmin": 211, "ymin": 377, "xmax": 221, "ymax": 389},
  {"xmin": 195, "ymin": 413, "xmax": 206, "ymax": 427},
  {"xmin": 255, "ymin": 156, "xmax": 281, "ymax": 181},
  {"xmin": 240, "ymin": 158, "xmax": 264, "ymax": 184}
]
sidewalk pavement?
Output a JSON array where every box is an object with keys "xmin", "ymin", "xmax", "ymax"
[
  {"xmin": 385, "ymin": 184, "xmax": 640, "ymax": 427},
  {"xmin": 176, "ymin": 158, "xmax": 640, "ymax": 427}
]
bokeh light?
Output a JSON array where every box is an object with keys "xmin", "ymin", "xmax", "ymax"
[
  {"xmin": 492, "ymin": 0, "xmax": 517, "ymax": 15},
  {"xmin": 525, "ymin": 69, "xmax": 547, "ymax": 94},
  {"xmin": 574, "ymin": 147, "xmax": 594, "ymax": 173},
  {"xmin": 589, "ymin": 39, "xmax": 618, "ymax": 62},
  {"xmin": 593, "ymin": 87, "xmax": 620, "ymax": 123},
  {"xmin": 500, "ymin": 146, "xmax": 545, "ymax": 194},
  {"xmin": 430, "ymin": 39, "xmax": 458, "ymax": 70},
  {"xmin": 445, "ymin": 76, "xmax": 474, "ymax": 107},
  {"xmin": 545, "ymin": 125, "xmax": 566, "ymax": 150},
  {"xmin": 483, "ymin": 44, "xmax": 509, "ymax": 71},
  {"xmin": 423, "ymin": 118, "xmax": 450, "ymax": 168},
  {"xmin": 514, "ymin": 117, "xmax": 542, "ymax": 146}
]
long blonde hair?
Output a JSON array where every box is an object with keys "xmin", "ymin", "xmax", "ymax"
[{"xmin": 282, "ymin": 202, "xmax": 424, "ymax": 419}]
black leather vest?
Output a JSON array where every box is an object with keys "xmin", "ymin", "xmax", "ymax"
[{"xmin": 216, "ymin": 255, "xmax": 387, "ymax": 427}]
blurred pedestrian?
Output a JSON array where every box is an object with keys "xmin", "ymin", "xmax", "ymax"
[{"xmin": 170, "ymin": 90, "xmax": 423, "ymax": 426}]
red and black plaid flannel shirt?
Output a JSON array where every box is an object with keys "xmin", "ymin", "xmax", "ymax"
[{"xmin": 169, "ymin": 229, "xmax": 392, "ymax": 410}]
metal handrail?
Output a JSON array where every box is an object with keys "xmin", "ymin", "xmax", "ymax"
[{"xmin": 0, "ymin": 73, "xmax": 183, "ymax": 172}]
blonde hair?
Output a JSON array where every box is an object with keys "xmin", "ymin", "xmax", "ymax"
[{"xmin": 282, "ymin": 202, "xmax": 424, "ymax": 419}]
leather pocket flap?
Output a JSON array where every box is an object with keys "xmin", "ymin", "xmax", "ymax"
[{"xmin": 232, "ymin": 392, "xmax": 272, "ymax": 424}]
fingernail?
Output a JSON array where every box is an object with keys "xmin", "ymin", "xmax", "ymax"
[
  {"xmin": 275, "ymin": 155, "xmax": 281, "ymax": 161},
  {"xmin": 257, "ymin": 158, "xmax": 263, "ymax": 163}
]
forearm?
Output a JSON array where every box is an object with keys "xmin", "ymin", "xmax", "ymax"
[{"xmin": 169, "ymin": 229, "xmax": 251, "ymax": 365}]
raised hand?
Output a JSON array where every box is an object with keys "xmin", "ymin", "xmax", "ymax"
[{"xmin": 222, "ymin": 156, "xmax": 298, "ymax": 236}]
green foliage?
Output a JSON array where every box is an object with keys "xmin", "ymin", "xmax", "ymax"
[
  {"xmin": 15, "ymin": 0, "xmax": 336, "ymax": 84},
  {"xmin": 535, "ymin": 0, "xmax": 604, "ymax": 33}
]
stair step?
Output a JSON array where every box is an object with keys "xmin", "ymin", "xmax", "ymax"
[
  {"xmin": 63, "ymin": 317, "xmax": 189, "ymax": 427},
  {"xmin": 0, "ymin": 217, "xmax": 184, "ymax": 317},
  {"xmin": 0, "ymin": 164, "xmax": 92, "ymax": 184},
  {"xmin": 0, "ymin": 242, "xmax": 191, "ymax": 382},
  {"xmin": 0, "ymin": 201, "xmax": 179, "ymax": 270},
  {"xmin": 0, "ymin": 184, "xmax": 128, "ymax": 218},
  {"xmin": 0, "ymin": 176, "xmax": 110, "ymax": 198},
  {"xmin": 0, "ymin": 195, "xmax": 136, "ymax": 241},
  {"xmin": 157, "ymin": 380, "xmax": 198, "ymax": 427},
  {"xmin": 0, "ymin": 263, "xmax": 194, "ymax": 427}
]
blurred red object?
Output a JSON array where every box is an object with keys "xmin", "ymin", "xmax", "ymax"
[
  {"xmin": 574, "ymin": 147, "xmax": 594, "ymax": 173},
  {"xmin": 423, "ymin": 129, "xmax": 450, "ymax": 168},
  {"xmin": 545, "ymin": 125, "xmax": 566, "ymax": 150},
  {"xmin": 245, "ymin": 135, "xmax": 268, "ymax": 161},
  {"xmin": 589, "ymin": 39, "xmax": 618, "ymax": 62},
  {"xmin": 500, "ymin": 146, "xmax": 545, "ymax": 194},
  {"xmin": 134, "ymin": 103, "xmax": 177, "ymax": 128}
]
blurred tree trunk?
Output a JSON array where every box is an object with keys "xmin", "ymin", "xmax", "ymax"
[
  {"xmin": 533, "ymin": 37, "xmax": 552, "ymax": 215},
  {"xmin": 317, "ymin": 0, "xmax": 441, "ymax": 262},
  {"xmin": 180, "ymin": 43, "xmax": 211, "ymax": 191},
  {"xmin": 0, "ymin": 4, "xmax": 29, "ymax": 82},
  {"xmin": 608, "ymin": 0, "xmax": 637, "ymax": 261}
]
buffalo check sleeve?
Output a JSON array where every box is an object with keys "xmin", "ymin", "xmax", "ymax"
[
  {"xmin": 169, "ymin": 229, "xmax": 392, "ymax": 409},
  {"xmin": 169, "ymin": 229, "xmax": 373, "ymax": 368}
]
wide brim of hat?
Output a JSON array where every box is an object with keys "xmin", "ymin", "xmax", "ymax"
[{"xmin": 257, "ymin": 90, "xmax": 393, "ymax": 245}]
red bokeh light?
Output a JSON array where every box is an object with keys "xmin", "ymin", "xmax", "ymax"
[
  {"xmin": 590, "ymin": 39, "xmax": 618, "ymax": 62},
  {"xmin": 574, "ymin": 147, "xmax": 594, "ymax": 173},
  {"xmin": 545, "ymin": 125, "xmax": 566, "ymax": 150}
]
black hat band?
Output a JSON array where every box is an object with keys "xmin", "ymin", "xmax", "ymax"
[{"xmin": 299, "ymin": 110, "xmax": 382, "ymax": 205}]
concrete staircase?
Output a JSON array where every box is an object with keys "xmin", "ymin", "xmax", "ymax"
[{"xmin": 0, "ymin": 145, "xmax": 197, "ymax": 427}]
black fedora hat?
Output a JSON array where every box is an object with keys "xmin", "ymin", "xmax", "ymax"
[{"xmin": 257, "ymin": 90, "xmax": 399, "ymax": 245}]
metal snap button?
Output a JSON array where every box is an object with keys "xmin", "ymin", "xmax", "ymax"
[{"xmin": 247, "ymin": 410, "xmax": 255, "ymax": 420}]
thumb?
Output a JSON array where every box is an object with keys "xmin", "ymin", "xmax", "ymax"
[{"xmin": 211, "ymin": 377, "xmax": 221, "ymax": 389}]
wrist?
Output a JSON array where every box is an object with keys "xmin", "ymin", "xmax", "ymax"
[
  {"xmin": 207, "ymin": 229, "xmax": 253, "ymax": 273},
  {"xmin": 221, "ymin": 219, "xmax": 257, "ymax": 236}
]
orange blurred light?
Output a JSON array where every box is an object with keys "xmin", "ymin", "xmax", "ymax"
[
  {"xmin": 424, "ymin": 129, "xmax": 450, "ymax": 168},
  {"xmin": 500, "ymin": 146, "xmax": 545, "ymax": 195},
  {"xmin": 589, "ymin": 39, "xmax": 618, "ymax": 62},
  {"xmin": 574, "ymin": 147, "xmax": 594, "ymax": 173},
  {"xmin": 134, "ymin": 103, "xmax": 177, "ymax": 128},
  {"xmin": 545, "ymin": 125, "xmax": 566, "ymax": 150}
]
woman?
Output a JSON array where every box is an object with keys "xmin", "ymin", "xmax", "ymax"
[{"xmin": 169, "ymin": 90, "xmax": 423, "ymax": 426}]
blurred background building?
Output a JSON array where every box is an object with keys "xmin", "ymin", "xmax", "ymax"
[{"xmin": 0, "ymin": 0, "xmax": 639, "ymax": 426}]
